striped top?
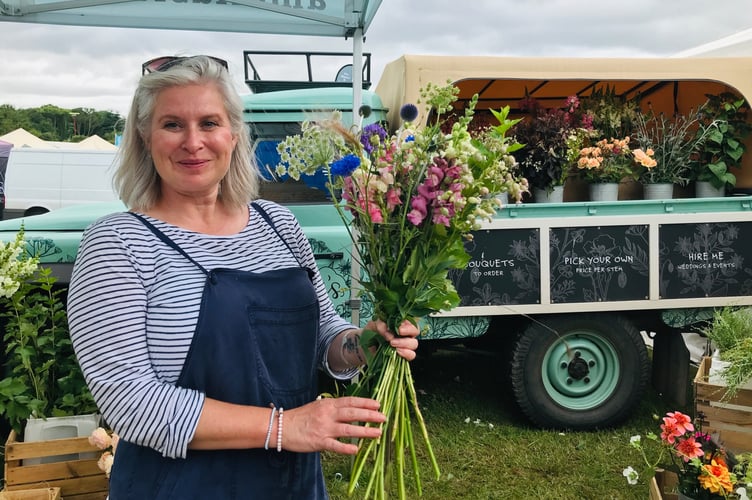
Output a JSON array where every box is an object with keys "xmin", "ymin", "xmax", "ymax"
[{"xmin": 67, "ymin": 200, "xmax": 355, "ymax": 459}]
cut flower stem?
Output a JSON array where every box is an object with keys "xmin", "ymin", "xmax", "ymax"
[{"xmin": 348, "ymin": 340, "xmax": 440, "ymax": 499}]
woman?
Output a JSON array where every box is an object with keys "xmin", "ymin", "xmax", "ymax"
[{"xmin": 67, "ymin": 55, "xmax": 419, "ymax": 499}]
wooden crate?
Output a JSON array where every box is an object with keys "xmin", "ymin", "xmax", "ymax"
[
  {"xmin": 4, "ymin": 430, "xmax": 108, "ymax": 500},
  {"xmin": 694, "ymin": 356, "xmax": 752, "ymax": 454},
  {"xmin": 649, "ymin": 469, "xmax": 679, "ymax": 500},
  {"xmin": 0, "ymin": 488, "xmax": 61, "ymax": 500}
]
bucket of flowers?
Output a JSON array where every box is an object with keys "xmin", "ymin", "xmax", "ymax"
[
  {"xmin": 633, "ymin": 110, "xmax": 718, "ymax": 192},
  {"xmin": 512, "ymin": 94, "xmax": 589, "ymax": 200},
  {"xmin": 623, "ymin": 410, "xmax": 752, "ymax": 499},
  {"xmin": 275, "ymin": 83, "xmax": 525, "ymax": 498},
  {"xmin": 573, "ymin": 135, "xmax": 641, "ymax": 185}
]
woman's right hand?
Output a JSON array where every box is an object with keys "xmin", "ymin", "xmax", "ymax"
[{"xmin": 280, "ymin": 396, "xmax": 386, "ymax": 455}]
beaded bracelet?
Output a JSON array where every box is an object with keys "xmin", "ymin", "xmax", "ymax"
[
  {"xmin": 264, "ymin": 405, "xmax": 277, "ymax": 451},
  {"xmin": 276, "ymin": 407, "xmax": 284, "ymax": 452}
]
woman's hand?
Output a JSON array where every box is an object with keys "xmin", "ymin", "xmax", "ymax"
[
  {"xmin": 366, "ymin": 319, "xmax": 420, "ymax": 361},
  {"xmin": 327, "ymin": 319, "xmax": 420, "ymax": 372},
  {"xmin": 282, "ymin": 396, "xmax": 385, "ymax": 455}
]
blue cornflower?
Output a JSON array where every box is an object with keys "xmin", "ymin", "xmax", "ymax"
[
  {"xmin": 400, "ymin": 103, "xmax": 419, "ymax": 123},
  {"xmin": 330, "ymin": 154, "xmax": 361, "ymax": 176},
  {"xmin": 405, "ymin": 135, "xmax": 415, "ymax": 142}
]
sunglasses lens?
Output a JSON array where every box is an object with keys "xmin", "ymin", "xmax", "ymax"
[
  {"xmin": 141, "ymin": 56, "xmax": 229, "ymax": 75},
  {"xmin": 142, "ymin": 56, "xmax": 180, "ymax": 74}
]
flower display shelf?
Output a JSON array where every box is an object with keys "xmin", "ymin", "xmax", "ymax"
[
  {"xmin": 649, "ymin": 469, "xmax": 679, "ymax": 500},
  {"xmin": 694, "ymin": 356, "xmax": 752, "ymax": 454},
  {"xmin": 3, "ymin": 430, "xmax": 108, "ymax": 500}
]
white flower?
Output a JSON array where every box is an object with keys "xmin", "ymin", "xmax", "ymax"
[
  {"xmin": 464, "ymin": 417, "xmax": 471, "ymax": 424},
  {"xmin": 737, "ymin": 487, "xmax": 749, "ymax": 500},
  {"xmin": 622, "ymin": 466, "xmax": 638, "ymax": 485},
  {"xmin": 630, "ymin": 435, "xmax": 641, "ymax": 444}
]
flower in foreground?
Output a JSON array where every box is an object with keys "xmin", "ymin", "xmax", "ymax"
[
  {"xmin": 674, "ymin": 435, "xmax": 703, "ymax": 462},
  {"xmin": 622, "ymin": 466, "xmax": 639, "ymax": 485},
  {"xmin": 698, "ymin": 459, "xmax": 734, "ymax": 495},
  {"xmin": 89, "ymin": 427, "xmax": 119, "ymax": 478},
  {"xmin": 626, "ymin": 410, "xmax": 749, "ymax": 498},
  {"xmin": 88, "ymin": 427, "xmax": 113, "ymax": 449}
]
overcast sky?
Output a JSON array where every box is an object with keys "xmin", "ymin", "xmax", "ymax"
[{"xmin": 2, "ymin": 0, "xmax": 752, "ymax": 117}]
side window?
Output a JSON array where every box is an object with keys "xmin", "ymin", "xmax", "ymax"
[{"xmin": 252, "ymin": 122, "xmax": 331, "ymax": 204}]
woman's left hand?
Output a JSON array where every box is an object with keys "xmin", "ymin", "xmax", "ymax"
[{"xmin": 366, "ymin": 319, "xmax": 420, "ymax": 361}]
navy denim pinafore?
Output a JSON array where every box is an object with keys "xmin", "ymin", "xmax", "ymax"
[{"xmin": 108, "ymin": 203, "xmax": 328, "ymax": 499}]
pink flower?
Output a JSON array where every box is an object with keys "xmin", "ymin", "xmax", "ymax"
[
  {"xmin": 410, "ymin": 195, "xmax": 428, "ymax": 217},
  {"xmin": 368, "ymin": 202, "xmax": 383, "ymax": 224},
  {"xmin": 660, "ymin": 416, "xmax": 685, "ymax": 444},
  {"xmin": 407, "ymin": 209, "xmax": 425, "ymax": 226},
  {"xmin": 667, "ymin": 411, "xmax": 695, "ymax": 435},
  {"xmin": 385, "ymin": 188, "xmax": 402, "ymax": 211},
  {"xmin": 432, "ymin": 213, "xmax": 451, "ymax": 227},
  {"xmin": 89, "ymin": 427, "xmax": 112, "ymax": 450},
  {"xmin": 675, "ymin": 435, "xmax": 704, "ymax": 462},
  {"xmin": 98, "ymin": 451, "xmax": 114, "ymax": 478}
]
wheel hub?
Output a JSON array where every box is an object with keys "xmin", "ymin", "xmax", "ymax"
[{"xmin": 567, "ymin": 352, "xmax": 591, "ymax": 381}]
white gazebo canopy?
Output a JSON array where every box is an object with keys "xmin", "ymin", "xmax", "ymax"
[{"xmin": 0, "ymin": 0, "xmax": 382, "ymax": 111}]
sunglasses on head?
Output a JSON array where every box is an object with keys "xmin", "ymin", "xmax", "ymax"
[{"xmin": 141, "ymin": 55, "xmax": 229, "ymax": 75}]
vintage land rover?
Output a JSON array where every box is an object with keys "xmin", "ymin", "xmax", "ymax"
[{"xmin": 3, "ymin": 52, "xmax": 752, "ymax": 431}]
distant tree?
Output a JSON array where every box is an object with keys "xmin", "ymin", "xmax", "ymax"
[
  {"xmin": 0, "ymin": 105, "xmax": 33, "ymax": 136},
  {"xmin": 0, "ymin": 104, "xmax": 124, "ymax": 143}
]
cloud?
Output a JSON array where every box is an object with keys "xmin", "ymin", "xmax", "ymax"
[{"xmin": 1, "ymin": 0, "xmax": 752, "ymax": 116}]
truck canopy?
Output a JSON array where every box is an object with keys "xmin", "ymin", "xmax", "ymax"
[{"xmin": 375, "ymin": 55, "xmax": 752, "ymax": 187}]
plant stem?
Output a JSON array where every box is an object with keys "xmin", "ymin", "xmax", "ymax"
[{"xmin": 348, "ymin": 343, "xmax": 440, "ymax": 499}]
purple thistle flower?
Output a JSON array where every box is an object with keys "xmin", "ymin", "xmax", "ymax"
[
  {"xmin": 360, "ymin": 123, "xmax": 388, "ymax": 154},
  {"xmin": 329, "ymin": 154, "xmax": 361, "ymax": 176},
  {"xmin": 400, "ymin": 103, "xmax": 419, "ymax": 123}
]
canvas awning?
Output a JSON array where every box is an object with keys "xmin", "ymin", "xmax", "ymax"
[
  {"xmin": 0, "ymin": 128, "xmax": 48, "ymax": 148},
  {"xmin": 0, "ymin": 0, "xmax": 382, "ymax": 111},
  {"xmin": 375, "ymin": 54, "xmax": 752, "ymax": 126}
]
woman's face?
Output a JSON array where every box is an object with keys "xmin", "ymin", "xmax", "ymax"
[{"xmin": 148, "ymin": 83, "xmax": 238, "ymax": 201}]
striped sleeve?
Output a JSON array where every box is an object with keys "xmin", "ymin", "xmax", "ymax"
[{"xmin": 67, "ymin": 214, "xmax": 204, "ymax": 459}]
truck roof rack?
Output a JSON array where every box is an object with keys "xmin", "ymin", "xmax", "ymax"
[{"xmin": 243, "ymin": 50, "xmax": 371, "ymax": 93}]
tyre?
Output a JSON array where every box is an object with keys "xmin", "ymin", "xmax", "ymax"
[{"xmin": 510, "ymin": 313, "xmax": 649, "ymax": 430}]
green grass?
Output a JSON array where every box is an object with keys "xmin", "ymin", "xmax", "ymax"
[
  {"xmin": 0, "ymin": 346, "xmax": 681, "ymax": 498},
  {"xmin": 321, "ymin": 346, "xmax": 682, "ymax": 500}
]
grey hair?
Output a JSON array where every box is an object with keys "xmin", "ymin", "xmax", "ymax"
[{"xmin": 114, "ymin": 55, "xmax": 258, "ymax": 210}]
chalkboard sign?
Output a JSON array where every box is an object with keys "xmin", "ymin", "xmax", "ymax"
[
  {"xmin": 549, "ymin": 225, "xmax": 649, "ymax": 303},
  {"xmin": 660, "ymin": 222, "xmax": 752, "ymax": 299},
  {"xmin": 451, "ymin": 228, "xmax": 541, "ymax": 306}
]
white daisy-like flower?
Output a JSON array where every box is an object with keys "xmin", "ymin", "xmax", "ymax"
[{"xmin": 622, "ymin": 466, "xmax": 638, "ymax": 485}]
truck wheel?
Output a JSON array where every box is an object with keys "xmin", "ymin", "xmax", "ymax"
[{"xmin": 510, "ymin": 313, "xmax": 649, "ymax": 430}]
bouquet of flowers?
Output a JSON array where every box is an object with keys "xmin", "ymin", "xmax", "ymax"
[
  {"xmin": 276, "ymin": 83, "xmax": 523, "ymax": 498},
  {"xmin": 513, "ymin": 94, "xmax": 591, "ymax": 193},
  {"xmin": 624, "ymin": 410, "xmax": 752, "ymax": 499},
  {"xmin": 89, "ymin": 426, "xmax": 119, "ymax": 478},
  {"xmin": 633, "ymin": 110, "xmax": 715, "ymax": 186},
  {"xmin": 574, "ymin": 136, "xmax": 640, "ymax": 184}
]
